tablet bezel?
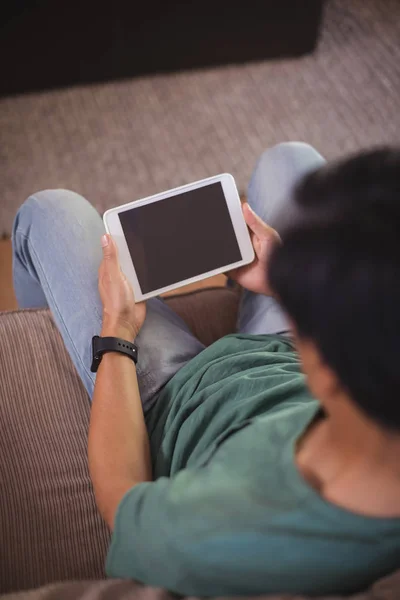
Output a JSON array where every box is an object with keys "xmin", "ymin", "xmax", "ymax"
[{"xmin": 103, "ymin": 173, "xmax": 255, "ymax": 301}]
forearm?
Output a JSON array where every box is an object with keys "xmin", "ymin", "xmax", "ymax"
[{"xmin": 88, "ymin": 325, "xmax": 152, "ymax": 529}]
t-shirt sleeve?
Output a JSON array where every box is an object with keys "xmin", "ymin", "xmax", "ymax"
[{"xmin": 105, "ymin": 459, "xmax": 247, "ymax": 595}]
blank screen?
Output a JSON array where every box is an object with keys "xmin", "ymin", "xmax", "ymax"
[{"xmin": 119, "ymin": 182, "xmax": 242, "ymax": 294}]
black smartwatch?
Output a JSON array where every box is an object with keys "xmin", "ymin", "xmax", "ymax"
[{"xmin": 90, "ymin": 335, "xmax": 138, "ymax": 373}]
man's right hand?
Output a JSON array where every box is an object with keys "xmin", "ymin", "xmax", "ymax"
[
  {"xmin": 98, "ymin": 234, "xmax": 146, "ymax": 340},
  {"xmin": 227, "ymin": 203, "xmax": 281, "ymax": 296}
]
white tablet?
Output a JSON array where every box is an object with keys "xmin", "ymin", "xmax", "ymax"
[{"xmin": 103, "ymin": 174, "xmax": 254, "ymax": 301}]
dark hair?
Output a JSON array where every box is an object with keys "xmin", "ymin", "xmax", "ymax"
[{"xmin": 268, "ymin": 148, "xmax": 400, "ymax": 430}]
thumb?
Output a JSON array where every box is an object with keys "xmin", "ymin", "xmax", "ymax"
[
  {"xmin": 243, "ymin": 202, "xmax": 273, "ymax": 239},
  {"xmin": 101, "ymin": 234, "xmax": 118, "ymax": 265}
]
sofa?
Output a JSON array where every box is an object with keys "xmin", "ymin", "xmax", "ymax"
[{"xmin": 0, "ymin": 287, "xmax": 399, "ymax": 599}]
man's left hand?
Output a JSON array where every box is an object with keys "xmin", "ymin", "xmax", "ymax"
[{"xmin": 228, "ymin": 203, "xmax": 281, "ymax": 296}]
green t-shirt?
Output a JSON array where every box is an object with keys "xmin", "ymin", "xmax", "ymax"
[{"xmin": 106, "ymin": 334, "xmax": 400, "ymax": 596}]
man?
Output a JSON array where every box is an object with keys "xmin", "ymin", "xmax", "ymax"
[{"xmin": 12, "ymin": 143, "xmax": 400, "ymax": 597}]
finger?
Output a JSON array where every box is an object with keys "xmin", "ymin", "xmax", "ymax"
[{"xmin": 243, "ymin": 202, "xmax": 275, "ymax": 239}]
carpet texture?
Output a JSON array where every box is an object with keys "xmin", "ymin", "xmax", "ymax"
[{"xmin": 1, "ymin": 0, "xmax": 399, "ymax": 236}]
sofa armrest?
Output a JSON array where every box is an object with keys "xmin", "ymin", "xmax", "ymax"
[{"xmin": 0, "ymin": 288, "xmax": 239, "ymax": 593}]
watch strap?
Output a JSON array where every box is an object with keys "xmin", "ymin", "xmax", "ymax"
[{"xmin": 91, "ymin": 335, "xmax": 138, "ymax": 373}]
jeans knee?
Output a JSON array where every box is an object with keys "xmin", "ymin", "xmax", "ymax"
[
  {"xmin": 13, "ymin": 189, "xmax": 91, "ymax": 239},
  {"xmin": 24, "ymin": 189, "xmax": 86, "ymax": 213},
  {"xmin": 251, "ymin": 142, "xmax": 324, "ymax": 194},
  {"xmin": 258, "ymin": 142, "xmax": 320, "ymax": 167}
]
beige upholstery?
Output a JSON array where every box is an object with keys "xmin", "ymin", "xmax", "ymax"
[{"xmin": 0, "ymin": 288, "xmax": 399, "ymax": 599}]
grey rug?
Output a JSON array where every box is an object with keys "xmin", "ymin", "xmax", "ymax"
[{"xmin": 1, "ymin": 0, "xmax": 399, "ymax": 237}]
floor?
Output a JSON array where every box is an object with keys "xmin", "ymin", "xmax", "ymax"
[{"xmin": 0, "ymin": 239, "xmax": 225, "ymax": 313}]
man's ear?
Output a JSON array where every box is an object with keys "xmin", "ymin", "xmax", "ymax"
[{"xmin": 295, "ymin": 336, "xmax": 342, "ymax": 405}]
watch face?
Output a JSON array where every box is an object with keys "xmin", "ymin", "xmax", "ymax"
[{"xmin": 91, "ymin": 336, "xmax": 102, "ymax": 373}]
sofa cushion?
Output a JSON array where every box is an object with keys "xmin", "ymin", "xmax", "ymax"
[{"xmin": 164, "ymin": 286, "xmax": 240, "ymax": 347}]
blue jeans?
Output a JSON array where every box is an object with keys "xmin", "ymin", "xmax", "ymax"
[{"xmin": 12, "ymin": 142, "xmax": 325, "ymax": 411}]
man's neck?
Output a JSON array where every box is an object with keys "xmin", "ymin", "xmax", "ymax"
[{"xmin": 296, "ymin": 404, "xmax": 400, "ymax": 518}]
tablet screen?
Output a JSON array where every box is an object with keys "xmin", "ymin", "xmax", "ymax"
[{"xmin": 119, "ymin": 182, "xmax": 242, "ymax": 294}]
